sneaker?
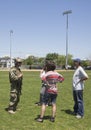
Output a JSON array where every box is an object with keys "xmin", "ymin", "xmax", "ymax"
[
  {"xmin": 35, "ymin": 102, "xmax": 42, "ymax": 106},
  {"xmin": 50, "ymin": 117, "xmax": 55, "ymax": 122},
  {"xmin": 76, "ymin": 114, "xmax": 83, "ymax": 119},
  {"xmin": 8, "ymin": 110, "xmax": 16, "ymax": 114},
  {"xmin": 36, "ymin": 117, "xmax": 43, "ymax": 123},
  {"xmin": 46, "ymin": 104, "xmax": 48, "ymax": 106}
]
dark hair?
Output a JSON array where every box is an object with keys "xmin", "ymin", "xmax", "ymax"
[
  {"xmin": 42, "ymin": 65, "xmax": 46, "ymax": 71},
  {"xmin": 46, "ymin": 61, "xmax": 56, "ymax": 71}
]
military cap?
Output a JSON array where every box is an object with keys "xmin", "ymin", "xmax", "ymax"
[{"xmin": 15, "ymin": 58, "xmax": 22, "ymax": 63}]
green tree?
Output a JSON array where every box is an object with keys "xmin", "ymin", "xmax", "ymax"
[
  {"xmin": 68, "ymin": 54, "xmax": 73, "ymax": 66},
  {"xmin": 46, "ymin": 53, "xmax": 58, "ymax": 61},
  {"xmin": 23, "ymin": 56, "xmax": 34, "ymax": 65},
  {"xmin": 82, "ymin": 60, "xmax": 90, "ymax": 67},
  {"xmin": 57, "ymin": 55, "xmax": 65, "ymax": 68}
]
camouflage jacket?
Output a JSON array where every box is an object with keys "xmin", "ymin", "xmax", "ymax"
[{"xmin": 9, "ymin": 66, "xmax": 23, "ymax": 84}]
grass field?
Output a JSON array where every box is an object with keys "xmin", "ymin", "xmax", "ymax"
[{"xmin": 0, "ymin": 70, "xmax": 91, "ymax": 130}]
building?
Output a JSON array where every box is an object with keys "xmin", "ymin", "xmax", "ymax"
[{"xmin": 0, "ymin": 57, "xmax": 14, "ymax": 68}]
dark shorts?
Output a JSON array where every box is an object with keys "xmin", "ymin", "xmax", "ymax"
[{"xmin": 42, "ymin": 92, "xmax": 57, "ymax": 105}]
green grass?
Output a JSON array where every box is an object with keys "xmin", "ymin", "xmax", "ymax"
[{"xmin": 0, "ymin": 70, "xmax": 91, "ymax": 130}]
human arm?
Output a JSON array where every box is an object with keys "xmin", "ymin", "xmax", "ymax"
[
  {"xmin": 57, "ymin": 73, "xmax": 64, "ymax": 82},
  {"xmin": 9, "ymin": 68, "xmax": 23, "ymax": 81},
  {"xmin": 40, "ymin": 69, "xmax": 46, "ymax": 78},
  {"xmin": 80, "ymin": 67, "xmax": 88, "ymax": 81},
  {"xmin": 77, "ymin": 67, "xmax": 88, "ymax": 84}
]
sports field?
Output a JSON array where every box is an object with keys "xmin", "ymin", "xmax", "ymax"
[{"xmin": 0, "ymin": 70, "xmax": 91, "ymax": 130}]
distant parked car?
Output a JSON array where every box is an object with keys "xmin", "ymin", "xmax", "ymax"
[{"xmin": 85, "ymin": 66, "xmax": 91, "ymax": 70}]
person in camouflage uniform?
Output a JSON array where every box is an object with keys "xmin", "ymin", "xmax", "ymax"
[{"xmin": 5, "ymin": 58, "xmax": 23, "ymax": 114}]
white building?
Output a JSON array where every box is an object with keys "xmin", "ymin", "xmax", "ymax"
[{"xmin": 0, "ymin": 57, "xmax": 15, "ymax": 68}]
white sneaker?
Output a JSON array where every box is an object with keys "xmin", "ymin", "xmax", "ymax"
[
  {"xmin": 8, "ymin": 110, "xmax": 15, "ymax": 114},
  {"xmin": 76, "ymin": 115, "xmax": 82, "ymax": 119}
]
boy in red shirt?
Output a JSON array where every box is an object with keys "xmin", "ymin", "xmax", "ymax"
[{"xmin": 36, "ymin": 61, "xmax": 64, "ymax": 122}]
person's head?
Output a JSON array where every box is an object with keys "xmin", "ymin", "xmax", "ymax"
[
  {"xmin": 15, "ymin": 58, "xmax": 22, "ymax": 67},
  {"xmin": 45, "ymin": 61, "xmax": 56, "ymax": 71},
  {"xmin": 73, "ymin": 58, "xmax": 81, "ymax": 68}
]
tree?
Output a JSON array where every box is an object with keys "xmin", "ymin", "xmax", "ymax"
[
  {"xmin": 57, "ymin": 55, "xmax": 65, "ymax": 68},
  {"xmin": 82, "ymin": 60, "xmax": 90, "ymax": 67},
  {"xmin": 67, "ymin": 54, "xmax": 73, "ymax": 66},
  {"xmin": 23, "ymin": 56, "xmax": 34, "ymax": 65},
  {"xmin": 38, "ymin": 57, "xmax": 45, "ymax": 66},
  {"xmin": 22, "ymin": 53, "xmax": 73, "ymax": 69},
  {"xmin": 46, "ymin": 53, "xmax": 58, "ymax": 61}
]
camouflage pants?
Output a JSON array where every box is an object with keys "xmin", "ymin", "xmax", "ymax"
[{"xmin": 8, "ymin": 83, "xmax": 22, "ymax": 111}]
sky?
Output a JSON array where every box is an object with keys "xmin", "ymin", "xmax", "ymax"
[{"xmin": 0, "ymin": 0, "xmax": 91, "ymax": 59}]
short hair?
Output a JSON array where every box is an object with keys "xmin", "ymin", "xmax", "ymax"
[{"xmin": 46, "ymin": 61, "xmax": 56, "ymax": 71}]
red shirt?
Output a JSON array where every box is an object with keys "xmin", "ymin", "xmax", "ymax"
[{"xmin": 41, "ymin": 71, "xmax": 64, "ymax": 94}]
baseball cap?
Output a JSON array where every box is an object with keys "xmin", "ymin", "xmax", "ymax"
[{"xmin": 73, "ymin": 58, "xmax": 81, "ymax": 63}]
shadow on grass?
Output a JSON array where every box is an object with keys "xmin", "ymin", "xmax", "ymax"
[
  {"xmin": 61, "ymin": 109, "xmax": 76, "ymax": 116},
  {"xmin": 35, "ymin": 115, "xmax": 51, "ymax": 121}
]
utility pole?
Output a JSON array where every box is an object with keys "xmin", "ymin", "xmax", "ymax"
[
  {"xmin": 10, "ymin": 30, "xmax": 13, "ymax": 67},
  {"xmin": 63, "ymin": 10, "xmax": 72, "ymax": 69}
]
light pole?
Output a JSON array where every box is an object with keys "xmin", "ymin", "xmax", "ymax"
[
  {"xmin": 10, "ymin": 30, "xmax": 13, "ymax": 67},
  {"xmin": 63, "ymin": 10, "xmax": 72, "ymax": 69}
]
